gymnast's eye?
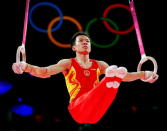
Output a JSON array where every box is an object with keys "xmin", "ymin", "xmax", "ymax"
[
  {"xmin": 86, "ymin": 40, "xmax": 90, "ymax": 43},
  {"xmin": 79, "ymin": 39, "xmax": 84, "ymax": 42}
]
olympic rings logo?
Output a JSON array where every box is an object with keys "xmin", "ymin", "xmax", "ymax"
[{"xmin": 29, "ymin": 2, "xmax": 134, "ymax": 48}]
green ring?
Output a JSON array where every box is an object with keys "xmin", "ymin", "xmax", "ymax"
[{"xmin": 85, "ymin": 17, "xmax": 120, "ymax": 48}]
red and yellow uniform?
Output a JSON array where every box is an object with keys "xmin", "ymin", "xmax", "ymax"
[{"xmin": 64, "ymin": 58, "xmax": 122, "ymax": 124}]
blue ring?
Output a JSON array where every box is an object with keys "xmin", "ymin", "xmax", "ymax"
[{"xmin": 29, "ymin": 2, "xmax": 63, "ymax": 33}]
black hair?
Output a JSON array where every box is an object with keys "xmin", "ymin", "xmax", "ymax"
[{"xmin": 70, "ymin": 32, "xmax": 90, "ymax": 47}]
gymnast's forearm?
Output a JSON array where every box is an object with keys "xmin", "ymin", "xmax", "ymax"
[
  {"xmin": 122, "ymin": 71, "xmax": 145, "ymax": 82},
  {"xmin": 24, "ymin": 64, "xmax": 50, "ymax": 78}
]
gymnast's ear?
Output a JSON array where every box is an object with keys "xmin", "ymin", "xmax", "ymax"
[{"xmin": 72, "ymin": 46, "xmax": 76, "ymax": 51}]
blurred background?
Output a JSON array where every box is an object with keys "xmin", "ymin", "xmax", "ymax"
[{"xmin": 0, "ymin": 0, "xmax": 162, "ymax": 130}]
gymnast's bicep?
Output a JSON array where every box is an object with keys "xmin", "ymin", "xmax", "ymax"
[{"xmin": 47, "ymin": 59, "xmax": 71, "ymax": 75}]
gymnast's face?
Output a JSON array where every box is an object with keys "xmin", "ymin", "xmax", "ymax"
[{"xmin": 72, "ymin": 35, "xmax": 91, "ymax": 55}]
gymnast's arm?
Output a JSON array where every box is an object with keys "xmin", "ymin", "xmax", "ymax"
[
  {"xmin": 98, "ymin": 62, "xmax": 145, "ymax": 81},
  {"xmin": 122, "ymin": 71, "xmax": 145, "ymax": 82},
  {"xmin": 12, "ymin": 59, "xmax": 71, "ymax": 78},
  {"xmin": 122, "ymin": 71, "xmax": 158, "ymax": 83},
  {"xmin": 96, "ymin": 60, "xmax": 109, "ymax": 75},
  {"xmin": 96, "ymin": 61, "xmax": 158, "ymax": 83}
]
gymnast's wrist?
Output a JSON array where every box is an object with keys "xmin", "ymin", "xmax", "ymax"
[
  {"xmin": 140, "ymin": 71, "xmax": 150, "ymax": 81},
  {"xmin": 140, "ymin": 71, "xmax": 145, "ymax": 80},
  {"xmin": 24, "ymin": 63, "xmax": 31, "ymax": 73}
]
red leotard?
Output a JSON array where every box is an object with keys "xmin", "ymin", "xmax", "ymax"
[{"xmin": 64, "ymin": 58, "xmax": 122, "ymax": 124}]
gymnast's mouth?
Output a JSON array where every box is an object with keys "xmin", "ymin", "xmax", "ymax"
[{"xmin": 83, "ymin": 46, "xmax": 88, "ymax": 49}]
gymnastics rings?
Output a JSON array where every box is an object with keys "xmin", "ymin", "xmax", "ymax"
[
  {"xmin": 137, "ymin": 56, "xmax": 158, "ymax": 74},
  {"xmin": 103, "ymin": 4, "xmax": 134, "ymax": 35},
  {"xmin": 16, "ymin": 45, "xmax": 26, "ymax": 63},
  {"xmin": 16, "ymin": 0, "xmax": 30, "ymax": 63},
  {"xmin": 128, "ymin": 0, "xmax": 158, "ymax": 74},
  {"xmin": 47, "ymin": 16, "xmax": 83, "ymax": 48},
  {"xmin": 29, "ymin": 2, "xmax": 64, "ymax": 33},
  {"xmin": 85, "ymin": 17, "xmax": 120, "ymax": 48}
]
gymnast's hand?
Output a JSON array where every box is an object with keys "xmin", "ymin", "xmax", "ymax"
[
  {"xmin": 141, "ymin": 71, "xmax": 159, "ymax": 83},
  {"xmin": 12, "ymin": 61, "xmax": 27, "ymax": 74}
]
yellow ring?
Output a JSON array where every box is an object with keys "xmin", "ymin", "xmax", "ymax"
[{"xmin": 47, "ymin": 16, "xmax": 83, "ymax": 48}]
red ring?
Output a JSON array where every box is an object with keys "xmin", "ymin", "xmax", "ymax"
[{"xmin": 103, "ymin": 4, "xmax": 134, "ymax": 35}]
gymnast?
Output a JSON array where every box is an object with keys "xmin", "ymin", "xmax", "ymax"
[{"xmin": 12, "ymin": 32, "xmax": 158, "ymax": 124}]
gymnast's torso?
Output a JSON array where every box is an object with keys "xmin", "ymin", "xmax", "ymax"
[{"xmin": 64, "ymin": 58, "xmax": 101, "ymax": 103}]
